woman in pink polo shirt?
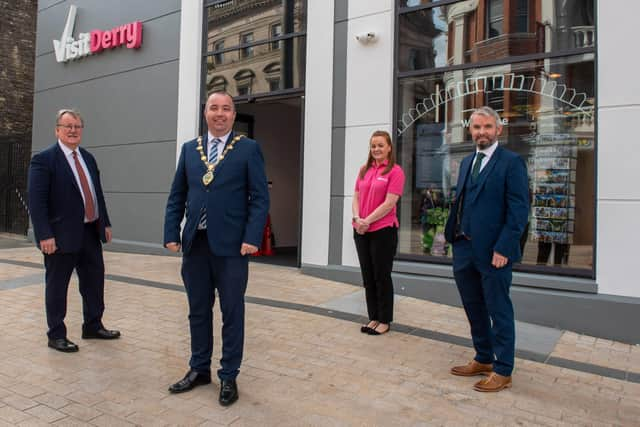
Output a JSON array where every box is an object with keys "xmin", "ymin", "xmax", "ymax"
[{"xmin": 352, "ymin": 130, "xmax": 405, "ymax": 335}]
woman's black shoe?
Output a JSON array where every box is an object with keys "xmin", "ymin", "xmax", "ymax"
[{"xmin": 367, "ymin": 323, "xmax": 390, "ymax": 335}]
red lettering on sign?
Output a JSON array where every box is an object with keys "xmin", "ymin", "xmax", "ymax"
[
  {"xmin": 126, "ymin": 22, "xmax": 143, "ymax": 49},
  {"xmin": 88, "ymin": 21, "xmax": 143, "ymax": 54},
  {"xmin": 90, "ymin": 30, "xmax": 103, "ymax": 53}
]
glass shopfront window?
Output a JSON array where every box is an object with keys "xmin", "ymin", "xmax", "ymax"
[
  {"xmin": 205, "ymin": 37, "xmax": 306, "ymax": 97},
  {"xmin": 395, "ymin": 0, "xmax": 596, "ymax": 278},
  {"xmin": 398, "ymin": 0, "xmax": 595, "ymax": 72},
  {"xmin": 204, "ymin": 0, "xmax": 307, "ymax": 98}
]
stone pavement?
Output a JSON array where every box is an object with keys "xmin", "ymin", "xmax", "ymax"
[{"xmin": 0, "ymin": 241, "xmax": 639, "ymax": 426}]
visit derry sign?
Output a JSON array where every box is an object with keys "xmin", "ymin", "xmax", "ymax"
[{"xmin": 53, "ymin": 5, "xmax": 143, "ymax": 63}]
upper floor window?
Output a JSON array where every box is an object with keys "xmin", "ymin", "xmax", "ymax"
[
  {"xmin": 515, "ymin": 0, "xmax": 529, "ymax": 33},
  {"xmin": 487, "ymin": 0, "xmax": 504, "ymax": 38},
  {"xmin": 241, "ymin": 32, "xmax": 254, "ymax": 59},
  {"xmin": 271, "ymin": 22, "xmax": 283, "ymax": 50},
  {"xmin": 213, "ymin": 40, "xmax": 225, "ymax": 65}
]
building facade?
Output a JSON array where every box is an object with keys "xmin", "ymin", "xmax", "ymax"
[{"xmin": 31, "ymin": 0, "xmax": 640, "ymax": 343}]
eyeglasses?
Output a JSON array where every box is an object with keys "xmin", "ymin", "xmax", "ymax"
[{"xmin": 56, "ymin": 124, "xmax": 84, "ymax": 130}]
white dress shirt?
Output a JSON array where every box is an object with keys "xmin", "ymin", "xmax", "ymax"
[
  {"xmin": 207, "ymin": 131, "xmax": 231, "ymax": 161},
  {"xmin": 472, "ymin": 140, "xmax": 499, "ymax": 174},
  {"xmin": 57, "ymin": 140, "xmax": 99, "ymax": 222}
]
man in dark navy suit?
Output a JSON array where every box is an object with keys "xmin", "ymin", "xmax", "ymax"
[
  {"xmin": 164, "ymin": 92, "xmax": 269, "ymax": 406},
  {"xmin": 28, "ymin": 109, "xmax": 121, "ymax": 353},
  {"xmin": 445, "ymin": 106, "xmax": 529, "ymax": 392}
]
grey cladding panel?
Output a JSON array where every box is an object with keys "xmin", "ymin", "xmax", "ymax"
[
  {"xmin": 105, "ymin": 192, "xmax": 169, "ymax": 245},
  {"xmin": 36, "ymin": 0, "xmax": 180, "ymax": 56},
  {"xmin": 334, "ymin": 0, "xmax": 348, "ymax": 23},
  {"xmin": 90, "ymin": 142, "xmax": 176, "ymax": 194},
  {"xmin": 332, "ymin": 21, "xmax": 348, "ymax": 129},
  {"xmin": 35, "ymin": 12, "xmax": 180, "ymax": 91},
  {"xmin": 32, "ymin": 61, "xmax": 179, "ymax": 153},
  {"xmin": 39, "ymin": 0, "xmax": 65, "ymax": 12},
  {"xmin": 331, "ymin": 127, "xmax": 345, "ymax": 194}
]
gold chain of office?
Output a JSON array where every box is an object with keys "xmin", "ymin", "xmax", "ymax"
[{"xmin": 196, "ymin": 135, "xmax": 243, "ymax": 186}]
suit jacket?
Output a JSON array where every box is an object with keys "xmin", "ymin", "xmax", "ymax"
[
  {"xmin": 164, "ymin": 133, "xmax": 270, "ymax": 256},
  {"xmin": 445, "ymin": 145, "xmax": 529, "ymax": 264},
  {"xmin": 28, "ymin": 143, "xmax": 112, "ymax": 252}
]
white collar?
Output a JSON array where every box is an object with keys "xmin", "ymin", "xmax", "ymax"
[
  {"xmin": 208, "ymin": 131, "xmax": 231, "ymax": 145},
  {"xmin": 476, "ymin": 140, "xmax": 499, "ymax": 158},
  {"xmin": 57, "ymin": 140, "xmax": 79, "ymax": 156}
]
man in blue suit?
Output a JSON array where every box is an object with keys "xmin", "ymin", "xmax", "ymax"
[
  {"xmin": 445, "ymin": 106, "xmax": 529, "ymax": 392},
  {"xmin": 164, "ymin": 92, "xmax": 269, "ymax": 406},
  {"xmin": 28, "ymin": 109, "xmax": 121, "ymax": 353}
]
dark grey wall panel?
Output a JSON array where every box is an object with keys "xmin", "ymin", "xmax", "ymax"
[
  {"xmin": 35, "ymin": 12, "xmax": 180, "ymax": 91},
  {"xmin": 104, "ymin": 192, "xmax": 168, "ymax": 244},
  {"xmin": 90, "ymin": 141, "xmax": 176, "ymax": 194},
  {"xmin": 334, "ymin": 0, "xmax": 348, "ymax": 23},
  {"xmin": 331, "ymin": 21, "xmax": 348, "ymax": 129},
  {"xmin": 32, "ymin": 60, "xmax": 179, "ymax": 153},
  {"xmin": 31, "ymin": 0, "xmax": 182, "ymax": 252},
  {"xmin": 38, "ymin": 0, "xmax": 65, "ymax": 12},
  {"xmin": 36, "ymin": 0, "xmax": 180, "ymax": 56}
]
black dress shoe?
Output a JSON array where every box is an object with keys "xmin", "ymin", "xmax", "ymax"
[
  {"xmin": 219, "ymin": 379, "xmax": 238, "ymax": 406},
  {"xmin": 82, "ymin": 328, "xmax": 121, "ymax": 339},
  {"xmin": 168, "ymin": 370, "xmax": 211, "ymax": 394},
  {"xmin": 48, "ymin": 338, "xmax": 79, "ymax": 353}
]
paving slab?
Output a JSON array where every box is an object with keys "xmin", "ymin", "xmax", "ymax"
[{"xmin": 0, "ymin": 245, "xmax": 638, "ymax": 426}]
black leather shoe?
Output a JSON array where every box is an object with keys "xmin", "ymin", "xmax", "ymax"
[
  {"xmin": 219, "ymin": 379, "xmax": 238, "ymax": 406},
  {"xmin": 48, "ymin": 338, "xmax": 79, "ymax": 353},
  {"xmin": 82, "ymin": 328, "xmax": 121, "ymax": 339},
  {"xmin": 168, "ymin": 370, "xmax": 211, "ymax": 394}
]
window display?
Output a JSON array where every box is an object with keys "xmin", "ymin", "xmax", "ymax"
[{"xmin": 396, "ymin": 52, "xmax": 595, "ymax": 276}]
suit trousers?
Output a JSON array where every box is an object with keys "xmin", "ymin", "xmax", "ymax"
[
  {"xmin": 452, "ymin": 239, "xmax": 515, "ymax": 376},
  {"xmin": 181, "ymin": 230, "xmax": 248, "ymax": 380},
  {"xmin": 353, "ymin": 226, "xmax": 398, "ymax": 323},
  {"xmin": 43, "ymin": 222, "xmax": 105, "ymax": 339}
]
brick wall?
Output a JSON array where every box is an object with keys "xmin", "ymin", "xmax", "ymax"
[
  {"xmin": 0, "ymin": 0, "xmax": 37, "ymax": 234},
  {"xmin": 0, "ymin": 0, "xmax": 37, "ymax": 138}
]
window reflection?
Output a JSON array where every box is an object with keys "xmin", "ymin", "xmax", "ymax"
[
  {"xmin": 487, "ymin": 0, "xmax": 504, "ymax": 38},
  {"xmin": 398, "ymin": 0, "xmax": 595, "ymax": 72},
  {"xmin": 205, "ymin": 37, "xmax": 306, "ymax": 97},
  {"xmin": 396, "ymin": 55, "xmax": 595, "ymax": 273},
  {"xmin": 241, "ymin": 32, "xmax": 254, "ymax": 58},
  {"xmin": 205, "ymin": 0, "xmax": 307, "ymax": 98},
  {"xmin": 206, "ymin": 0, "xmax": 306, "ymax": 51},
  {"xmin": 399, "ymin": 0, "xmax": 446, "ymax": 7}
]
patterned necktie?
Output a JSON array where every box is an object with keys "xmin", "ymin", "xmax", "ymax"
[
  {"xmin": 471, "ymin": 152, "xmax": 486, "ymax": 182},
  {"xmin": 198, "ymin": 138, "xmax": 222, "ymax": 229},
  {"xmin": 72, "ymin": 151, "xmax": 96, "ymax": 221},
  {"xmin": 209, "ymin": 138, "xmax": 220, "ymax": 164}
]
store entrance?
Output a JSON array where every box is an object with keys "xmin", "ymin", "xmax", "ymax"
[{"xmin": 235, "ymin": 95, "xmax": 303, "ymax": 267}]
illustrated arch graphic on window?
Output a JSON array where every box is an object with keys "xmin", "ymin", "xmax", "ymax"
[{"xmin": 398, "ymin": 72, "xmax": 594, "ymax": 136}]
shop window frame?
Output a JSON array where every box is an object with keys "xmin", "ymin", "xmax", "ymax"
[{"xmin": 393, "ymin": 0, "xmax": 598, "ymax": 279}]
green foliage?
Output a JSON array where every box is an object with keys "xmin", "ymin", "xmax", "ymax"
[{"xmin": 422, "ymin": 207, "xmax": 449, "ymax": 252}]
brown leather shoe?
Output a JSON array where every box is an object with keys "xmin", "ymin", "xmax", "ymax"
[
  {"xmin": 473, "ymin": 372, "xmax": 512, "ymax": 392},
  {"xmin": 450, "ymin": 360, "xmax": 493, "ymax": 377}
]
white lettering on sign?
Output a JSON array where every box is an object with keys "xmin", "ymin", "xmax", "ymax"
[{"xmin": 461, "ymin": 118, "xmax": 509, "ymax": 128}]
